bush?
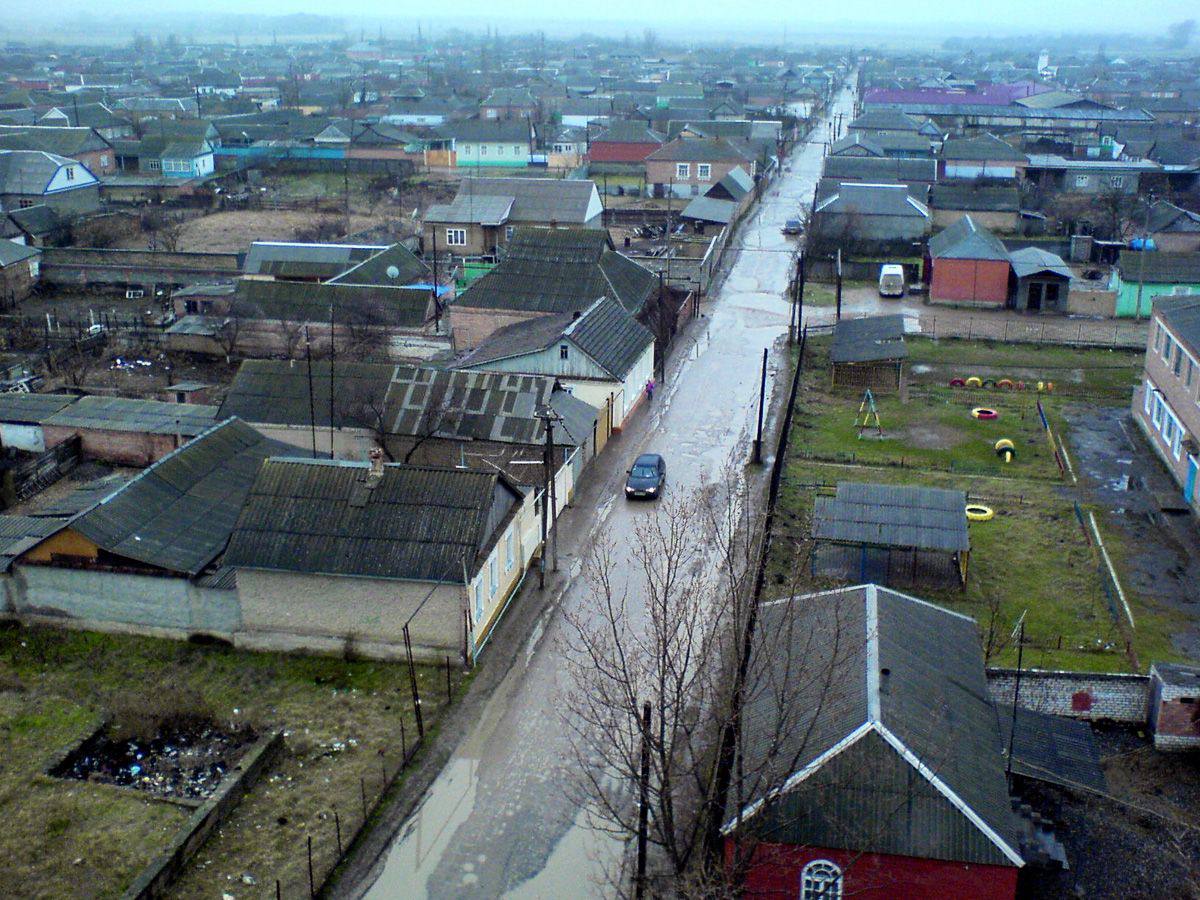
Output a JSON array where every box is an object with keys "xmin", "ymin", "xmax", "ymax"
[{"xmin": 107, "ymin": 678, "xmax": 215, "ymax": 741}]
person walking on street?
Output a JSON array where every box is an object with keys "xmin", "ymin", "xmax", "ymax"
[{"xmin": 646, "ymin": 377, "xmax": 655, "ymax": 402}]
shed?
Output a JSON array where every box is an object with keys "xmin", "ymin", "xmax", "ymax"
[
  {"xmin": 929, "ymin": 215, "xmax": 1012, "ymax": 307},
  {"xmin": 812, "ymin": 482, "xmax": 970, "ymax": 586},
  {"xmin": 829, "ymin": 315, "xmax": 908, "ymax": 392},
  {"xmin": 1009, "ymin": 247, "xmax": 1072, "ymax": 313},
  {"xmin": 1148, "ymin": 662, "xmax": 1200, "ymax": 751}
]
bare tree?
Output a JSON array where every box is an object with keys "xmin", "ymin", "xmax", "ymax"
[
  {"xmin": 401, "ymin": 379, "xmax": 454, "ymax": 464},
  {"xmin": 275, "ymin": 318, "xmax": 308, "ymax": 360},
  {"xmin": 213, "ymin": 313, "xmax": 241, "ymax": 363}
]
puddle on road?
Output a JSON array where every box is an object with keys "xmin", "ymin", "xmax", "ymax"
[{"xmin": 504, "ymin": 806, "xmax": 621, "ymax": 900}]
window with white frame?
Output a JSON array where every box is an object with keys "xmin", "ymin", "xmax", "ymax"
[
  {"xmin": 1144, "ymin": 379, "xmax": 1154, "ymax": 414},
  {"xmin": 1162, "ymin": 334, "xmax": 1173, "ymax": 362},
  {"xmin": 1109, "ymin": 175, "xmax": 1124, "ymax": 188},
  {"xmin": 480, "ymin": 144, "xmax": 488, "ymax": 155},
  {"xmin": 446, "ymin": 228, "xmax": 467, "ymax": 247},
  {"xmin": 1152, "ymin": 394, "xmax": 1164, "ymax": 428},
  {"xmin": 560, "ymin": 343, "xmax": 569, "ymax": 360},
  {"xmin": 676, "ymin": 163, "xmax": 690, "ymax": 179},
  {"xmin": 697, "ymin": 163, "xmax": 711, "ymax": 179},
  {"xmin": 497, "ymin": 145, "xmax": 505, "ymax": 155},
  {"xmin": 513, "ymin": 145, "xmax": 523, "ymax": 156},
  {"xmin": 1188, "ymin": 358, "xmax": 1195, "ymax": 389},
  {"xmin": 489, "ymin": 557, "xmax": 498, "ymax": 599},
  {"xmin": 1074, "ymin": 174, "xmax": 1089, "ymax": 188},
  {"xmin": 505, "ymin": 225, "xmax": 515, "ymax": 240},
  {"xmin": 65, "ymin": 166, "xmax": 75, "ymax": 181},
  {"xmin": 801, "ymin": 860, "xmax": 843, "ymax": 900},
  {"xmin": 1154, "ymin": 323, "xmax": 1164, "ymax": 354},
  {"xmin": 474, "ymin": 576, "xmax": 484, "ymax": 622},
  {"xmin": 100, "ymin": 155, "xmax": 109, "ymax": 166},
  {"xmin": 505, "ymin": 530, "xmax": 514, "ymax": 572},
  {"xmin": 1175, "ymin": 343, "xmax": 1185, "ymax": 376}
]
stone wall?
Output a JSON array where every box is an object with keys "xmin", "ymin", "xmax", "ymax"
[{"xmin": 986, "ymin": 667, "xmax": 1150, "ymax": 723}]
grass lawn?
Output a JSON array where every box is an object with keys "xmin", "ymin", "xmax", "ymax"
[
  {"xmin": 0, "ymin": 626, "xmax": 458, "ymax": 898},
  {"xmin": 771, "ymin": 336, "xmax": 1176, "ymax": 674}
]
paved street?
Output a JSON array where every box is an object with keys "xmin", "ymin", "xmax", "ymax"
[{"xmin": 357, "ymin": 86, "xmax": 858, "ymax": 900}]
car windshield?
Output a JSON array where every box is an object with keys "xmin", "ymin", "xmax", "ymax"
[{"xmin": 631, "ymin": 464, "xmax": 658, "ymax": 478}]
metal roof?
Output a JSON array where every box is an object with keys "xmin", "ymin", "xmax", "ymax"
[
  {"xmin": 42, "ymin": 395, "xmax": 218, "ymax": 436},
  {"xmin": 680, "ymin": 195, "xmax": 737, "ymax": 224},
  {"xmin": 822, "ymin": 155, "xmax": 938, "ymax": 184},
  {"xmin": 0, "ymin": 514, "xmax": 63, "ymax": 570},
  {"xmin": 326, "ymin": 243, "xmax": 430, "ymax": 286},
  {"xmin": 929, "ymin": 183, "xmax": 1020, "ymax": 213},
  {"xmin": 734, "ymin": 585, "xmax": 1022, "ymax": 867},
  {"xmin": 431, "ymin": 176, "xmax": 599, "ymax": 225},
  {"xmin": 831, "ymin": 315, "xmax": 908, "ymax": 364},
  {"xmin": 815, "ymin": 182, "xmax": 930, "ymax": 219},
  {"xmin": 243, "ymin": 241, "xmax": 386, "ymax": 278},
  {"xmin": 940, "ymin": 133, "xmax": 1028, "ymax": 162},
  {"xmin": 425, "ymin": 194, "xmax": 515, "ymax": 226},
  {"xmin": 232, "ymin": 279, "xmax": 430, "ymax": 329},
  {"xmin": 1009, "ymin": 247, "xmax": 1072, "ymax": 280},
  {"xmin": 1117, "ymin": 250, "xmax": 1200, "ymax": 285},
  {"xmin": 813, "ymin": 482, "xmax": 970, "ymax": 553},
  {"xmin": 63, "ymin": 418, "xmax": 293, "ymax": 575},
  {"xmin": 225, "ymin": 459, "xmax": 520, "ymax": 581},
  {"xmin": 1155, "ymin": 295, "xmax": 1200, "ymax": 351}
]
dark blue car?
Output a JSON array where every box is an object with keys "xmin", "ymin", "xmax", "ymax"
[{"xmin": 625, "ymin": 453, "xmax": 666, "ymax": 500}]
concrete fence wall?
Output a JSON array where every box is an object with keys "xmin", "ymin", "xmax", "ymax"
[{"xmin": 987, "ymin": 667, "xmax": 1150, "ymax": 723}]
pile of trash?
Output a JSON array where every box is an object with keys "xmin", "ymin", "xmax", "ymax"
[{"xmin": 52, "ymin": 723, "xmax": 256, "ymax": 800}]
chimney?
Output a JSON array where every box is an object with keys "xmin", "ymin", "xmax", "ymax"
[
  {"xmin": 879, "ymin": 667, "xmax": 891, "ymax": 695},
  {"xmin": 572, "ymin": 309, "xmax": 582, "ymax": 320},
  {"xmin": 549, "ymin": 218, "xmax": 558, "ymax": 229},
  {"xmin": 367, "ymin": 447, "xmax": 385, "ymax": 483}
]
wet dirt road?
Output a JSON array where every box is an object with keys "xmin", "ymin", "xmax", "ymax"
[{"xmin": 357, "ymin": 87, "xmax": 858, "ymax": 900}]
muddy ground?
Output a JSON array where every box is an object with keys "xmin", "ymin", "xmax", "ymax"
[{"xmin": 1065, "ymin": 403, "xmax": 1200, "ymax": 659}]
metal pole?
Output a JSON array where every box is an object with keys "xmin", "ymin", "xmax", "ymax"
[
  {"xmin": 539, "ymin": 422, "xmax": 550, "ymax": 590},
  {"xmin": 835, "ymin": 248, "xmax": 843, "ymax": 322},
  {"xmin": 754, "ymin": 348, "xmax": 768, "ymax": 464},
  {"xmin": 548, "ymin": 419, "xmax": 558, "ymax": 573},
  {"xmin": 328, "ymin": 303, "xmax": 335, "ymax": 459},
  {"xmin": 635, "ymin": 700, "xmax": 651, "ymax": 900},
  {"xmin": 1006, "ymin": 620, "xmax": 1025, "ymax": 787},
  {"xmin": 305, "ymin": 327, "xmax": 318, "ymax": 459}
]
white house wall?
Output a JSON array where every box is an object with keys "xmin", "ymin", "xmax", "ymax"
[
  {"xmin": 45, "ymin": 162, "xmax": 99, "ymax": 193},
  {"xmin": 0, "ymin": 422, "xmax": 45, "ymax": 453}
]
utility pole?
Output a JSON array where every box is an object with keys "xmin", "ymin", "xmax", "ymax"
[
  {"xmin": 1134, "ymin": 191, "xmax": 1155, "ymax": 320},
  {"xmin": 754, "ymin": 348, "xmax": 768, "ymax": 464},
  {"xmin": 328, "ymin": 303, "xmax": 335, "ymax": 459},
  {"xmin": 1006, "ymin": 613, "xmax": 1026, "ymax": 788},
  {"xmin": 535, "ymin": 405, "xmax": 563, "ymax": 586},
  {"xmin": 304, "ymin": 326, "xmax": 317, "ymax": 459},
  {"xmin": 835, "ymin": 248, "xmax": 843, "ymax": 321}
]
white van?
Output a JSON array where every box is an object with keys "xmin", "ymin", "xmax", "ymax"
[{"xmin": 878, "ymin": 264, "xmax": 905, "ymax": 298}]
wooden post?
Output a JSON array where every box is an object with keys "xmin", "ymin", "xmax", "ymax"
[
  {"xmin": 334, "ymin": 807, "xmax": 343, "ymax": 856},
  {"xmin": 307, "ymin": 835, "xmax": 315, "ymax": 898}
]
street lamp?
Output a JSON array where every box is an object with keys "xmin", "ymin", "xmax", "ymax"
[{"xmin": 534, "ymin": 404, "xmax": 563, "ymax": 588}]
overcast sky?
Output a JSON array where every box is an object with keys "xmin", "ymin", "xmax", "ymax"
[{"xmin": 3, "ymin": 0, "xmax": 1196, "ymax": 41}]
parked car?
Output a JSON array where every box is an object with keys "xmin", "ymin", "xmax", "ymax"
[
  {"xmin": 782, "ymin": 218, "xmax": 804, "ymax": 235},
  {"xmin": 878, "ymin": 263, "xmax": 905, "ymax": 298},
  {"xmin": 625, "ymin": 453, "xmax": 666, "ymax": 500}
]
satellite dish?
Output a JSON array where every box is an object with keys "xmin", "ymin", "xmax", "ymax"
[{"xmin": 386, "ymin": 265, "xmax": 400, "ymax": 279}]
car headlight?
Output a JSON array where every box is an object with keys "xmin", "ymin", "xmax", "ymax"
[{"xmin": 645, "ymin": 486, "xmax": 657, "ymax": 494}]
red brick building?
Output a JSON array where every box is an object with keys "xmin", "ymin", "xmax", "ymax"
[
  {"xmin": 724, "ymin": 585, "xmax": 1023, "ymax": 900},
  {"xmin": 586, "ymin": 120, "xmax": 664, "ymax": 165},
  {"xmin": 928, "ymin": 214, "xmax": 1013, "ymax": 307}
]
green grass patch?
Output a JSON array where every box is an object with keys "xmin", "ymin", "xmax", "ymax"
[{"xmin": 0, "ymin": 626, "xmax": 460, "ymax": 898}]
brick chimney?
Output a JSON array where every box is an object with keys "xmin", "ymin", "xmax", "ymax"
[{"xmin": 367, "ymin": 447, "xmax": 385, "ymax": 484}]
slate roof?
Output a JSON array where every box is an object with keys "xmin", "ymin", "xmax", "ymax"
[
  {"xmin": 995, "ymin": 704, "xmax": 1106, "ymax": 792},
  {"xmin": 1155, "ymin": 296, "xmax": 1200, "ymax": 352},
  {"xmin": 680, "ymin": 195, "xmax": 737, "ymax": 224},
  {"xmin": 591, "ymin": 121, "xmax": 665, "ymax": 144},
  {"xmin": 822, "ymin": 155, "xmax": 938, "ymax": 184},
  {"xmin": 439, "ymin": 118, "xmax": 530, "ymax": 143},
  {"xmin": 849, "ymin": 109, "xmax": 925, "ymax": 133},
  {"xmin": 0, "ymin": 392, "xmax": 77, "ymax": 423},
  {"xmin": 7, "ymin": 204, "xmax": 62, "ymax": 236},
  {"xmin": 457, "ymin": 296, "xmax": 653, "ymax": 381},
  {"xmin": 243, "ymin": 242, "xmax": 387, "ymax": 279},
  {"xmin": 930, "ymin": 215, "xmax": 1011, "ymax": 261},
  {"xmin": 428, "ymin": 177, "xmax": 599, "ymax": 225},
  {"xmin": 940, "ymin": 133, "xmax": 1029, "ymax": 163},
  {"xmin": 831, "ymin": 315, "xmax": 908, "ymax": 364},
  {"xmin": 0, "ymin": 238, "xmax": 39, "ymax": 267},
  {"xmin": 231, "ymin": 279, "xmax": 430, "ymax": 328},
  {"xmin": 1009, "ymin": 247, "xmax": 1072, "ymax": 280},
  {"xmin": 1117, "ymin": 251, "xmax": 1200, "ymax": 284},
  {"xmin": 57, "ymin": 418, "xmax": 292, "ymax": 575},
  {"xmin": 734, "ymin": 584, "xmax": 1022, "ymax": 868},
  {"xmin": 814, "ymin": 182, "xmax": 930, "ymax": 218},
  {"xmin": 0, "ymin": 125, "xmax": 110, "ymax": 157},
  {"xmin": 929, "ymin": 183, "xmax": 1021, "ymax": 213},
  {"xmin": 813, "ymin": 482, "xmax": 970, "ymax": 553},
  {"xmin": 42, "ymin": 395, "xmax": 218, "ymax": 436},
  {"xmin": 218, "ymin": 359, "xmax": 396, "ymax": 430},
  {"xmin": 453, "ymin": 227, "xmax": 657, "ymax": 317},
  {"xmin": 0, "ymin": 515, "xmax": 63, "ymax": 570},
  {"xmin": 645, "ymin": 137, "xmax": 751, "ymax": 163},
  {"xmin": 325, "ymin": 243, "xmax": 430, "ymax": 287},
  {"xmin": 1147, "ymin": 201, "xmax": 1200, "ymax": 233},
  {"xmin": 0, "ymin": 149, "xmax": 91, "ymax": 195},
  {"xmin": 830, "ymin": 133, "xmax": 885, "ymax": 157},
  {"xmin": 225, "ymin": 459, "xmax": 521, "ymax": 581}
]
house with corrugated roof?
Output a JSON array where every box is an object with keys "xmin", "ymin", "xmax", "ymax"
[
  {"xmin": 456, "ymin": 296, "xmax": 655, "ymax": 431},
  {"xmin": 0, "ymin": 149, "xmax": 100, "ymax": 216},
  {"xmin": 928, "ymin": 215, "xmax": 1013, "ymax": 306},
  {"xmin": 225, "ymin": 456, "xmax": 528, "ymax": 661},
  {"xmin": 724, "ymin": 584, "xmax": 1028, "ymax": 900}
]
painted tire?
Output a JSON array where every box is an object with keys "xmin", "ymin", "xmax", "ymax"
[
  {"xmin": 949, "ymin": 378, "xmax": 966, "ymax": 387},
  {"xmin": 965, "ymin": 376, "xmax": 983, "ymax": 388},
  {"xmin": 971, "ymin": 407, "xmax": 999, "ymax": 420},
  {"xmin": 996, "ymin": 379, "xmax": 1015, "ymax": 390},
  {"xmin": 1016, "ymin": 381, "xmax": 1026, "ymax": 390},
  {"xmin": 982, "ymin": 379, "xmax": 997, "ymax": 389},
  {"xmin": 966, "ymin": 504, "xmax": 995, "ymax": 522}
]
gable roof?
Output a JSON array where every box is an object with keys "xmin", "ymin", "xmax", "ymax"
[
  {"xmin": 453, "ymin": 227, "xmax": 657, "ymax": 317},
  {"xmin": 231, "ymin": 279, "xmax": 430, "ymax": 329},
  {"xmin": 930, "ymin": 183, "xmax": 1021, "ymax": 213},
  {"xmin": 243, "ymin": 241, "xmax": 387, "ymax": 279},
  {"xmin": 822, "ymin": 155, "xmax": 938, "ymax": 184},
  {"xmin": 0, "ymin": 392, "xmax": 77, "ymax": 424},
  {"xmin": 225, "ymin": 458, "xmax": 521, "ymax": 582},
  {"xmin": 849, "ymin": 109, "xmax": 925, "ymax": 133},
  {"xmin": 428, "ymin": 176, "xmax": 599, "ymax": 226},
  {"xmin": 813, "ymin": 482, "xmax": 969, "ymax": 553},
  {"xmin": 930, "ymin": 215, "xmax": 1011, "ymax": 261},
  {"xmin": 438, "ymin": 118, "xmax": 530, "ymax": 144},
  {"xmin": 1155, "ymin": 296, "xmax": 1200, "ymax": 351},
  {"xmin": 53, "ymin": 418, "xmax": 291, "ymax": 575},
  {"xmin": 1009, "ymin": 247, "xmax": 1071, "ymax": 280},
  {"xmin": 325, "ymin": 243, "xmax": 430, "ymax": 286},
  {"xmin": 1117, "ymin": 250, "xmax": 1200, "ymax": 284},
  {"xmin": 0, "ymin": 125, "xmax": 110, "ymax": 157},
  {"xmin": 1147, "ymin": 200, "xmax": 1200, "ymax": 234},
  {"xmin": 42, "ymin": 395, "xmax": 218, "ymax": 436},
  {"xmin": 645, "ymin": 137, "xmax": 751, "ymax": 163},
  {"xmin": 940, "ymin": 133, "xmax": 1028, "ymax": 163},
  {"xmin": 457, "ymin": 296, "xmax": 653, "ymax": 380},
  {"xmin": 0, "ymin": 149, "xmax": 95, "ymax": 195},
  {"xmin": 830, "ymin": 133, "xmax": 886, "ymax": 157},
  {"xmin": 0, "ymin": 238, "xmax": 40, "ymax": 268},
  {"xmin": 814, "ymin": 182, "xmax": 930, "ymax": 219},
  {"xmin": 591, "ymin": 120, "xmax": 665, "ymax": 144},
  {"xmin": 731, "ymin": 584, "xmax": 1022, "ymax": 868}
]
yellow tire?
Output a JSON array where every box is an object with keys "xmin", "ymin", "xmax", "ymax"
[
  {"xmin": 965, "ymin": 376, "xmax": 983, "ymax": 388},
  {"xmin": 966, "ymin": 504, "xmax": 995, "ymax": 522}
]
